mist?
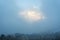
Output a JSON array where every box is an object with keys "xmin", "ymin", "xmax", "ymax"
[{"xmin": 0, "ymin": 0, "xmax": 60, "ymax": 34}]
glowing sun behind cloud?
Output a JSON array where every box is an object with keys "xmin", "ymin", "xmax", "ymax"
[{"xmin": 19, "ymin": 8, "xmax": 45, "ymax": 23}]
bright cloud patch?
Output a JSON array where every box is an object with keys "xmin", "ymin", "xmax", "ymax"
[{"xmin": 19, "ymin": 8, "xmax": 45, "ymax": 23}]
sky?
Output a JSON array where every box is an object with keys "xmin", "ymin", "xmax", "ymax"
[{"xmin": 0, "ymin": 0, "xmax": 60, "ymax": 34}]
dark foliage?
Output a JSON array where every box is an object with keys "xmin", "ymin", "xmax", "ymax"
[{"xmin": 0, "ymin": 32, "xmax": 60, "ymax": 40}]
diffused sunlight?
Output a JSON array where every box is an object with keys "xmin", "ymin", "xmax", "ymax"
[{"xmin": 19, "ymin": 8, "xmax": 45, "ymax": 23}]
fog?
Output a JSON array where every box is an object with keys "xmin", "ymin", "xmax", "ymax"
[{"xmin": 0, "ymin": 0, "xmax": 60, "ymax": 34}]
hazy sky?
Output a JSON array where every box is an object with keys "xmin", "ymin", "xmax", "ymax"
[{"xmin": 0, "ymin": 0, "xmax": 60, "ymax": 34}]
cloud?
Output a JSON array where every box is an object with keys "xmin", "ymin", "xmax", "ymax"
[{"xmin": 19, "ymin": 8, "xmax": 45, "ymax": 23}]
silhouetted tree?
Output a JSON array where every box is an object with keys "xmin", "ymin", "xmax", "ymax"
[
  {"xmin": 0, "ymin": 34, "xmax": 6, "ymax": 40},
  {"xmin": 6, "ymin": 35, "xmax": 11, "ymax": 40}
]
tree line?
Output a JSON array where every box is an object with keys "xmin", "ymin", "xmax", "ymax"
[{"xmin": 0, "ymin": 32, "xmax": 60, "ymax": 40}]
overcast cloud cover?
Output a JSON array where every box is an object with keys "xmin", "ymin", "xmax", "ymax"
[{"xmin": 0, "ymin": 0, "xmax": 60, "ymax": 34}]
